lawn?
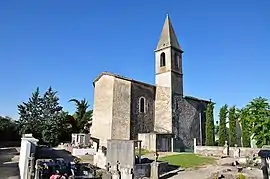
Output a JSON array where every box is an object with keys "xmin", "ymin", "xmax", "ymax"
[
  {"xmin": 135, "ymin": 148, "xmax": 153, "ymax": 155},
  {"xmin": 159, "ymin": 153, "xmax": 216, "ymax": 168}
]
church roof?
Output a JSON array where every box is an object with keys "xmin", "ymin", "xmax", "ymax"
[
  {"xmin": 184, "ymin": 96, "xmax": 212, "ymax": 103},
  {"xmin": 156, "ymin": 14, "xmax": 182, "ymax": 51},
  {"xmin": 93, "ymin": 72, "xmax": 155, "ymax": 88}
]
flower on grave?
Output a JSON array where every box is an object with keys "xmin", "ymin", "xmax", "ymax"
[
  {"xmin": 73, "ymin": 157, "xmax": 81, "ymax": 164},
  {"xmin": 37, "ymin": 164, "xmax": 45, "ymax": 171}
]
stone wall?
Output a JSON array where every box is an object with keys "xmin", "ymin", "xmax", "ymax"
[
  {"xmin": 138, "ymin": 133, "xmax": 156, "ymax": 151},
  {"xmin": 72, "ymin": 148, "xmax": 96, "ymax": 156},
  {"xmin": 172, "ymin": 96, "xmax": 208, "ymax": 151},
  {"xmin": 130, "ymin": 83, "xmax": 155, "ymax": 140},
  {"xmin": 91, "ymin": 75, "xmax": 115, "ymax": 147},
  {"xmin": 195, "ymin": 145, "xmax": 261, "ymax": 157},
  {"xmin": 195, "ymin": 146, "xmax": 226, "ymax": 157},
  {"xmin": 154, "ymin": 86, "xmax": 172, "ymax": 133},
  {"xmin": 111, "ymin": 78, "xmax": 132, "ymax": 140}
]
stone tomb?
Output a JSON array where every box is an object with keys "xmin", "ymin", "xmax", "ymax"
[
  {"xmin": 106, "ymin": 139, "xmax": 137, "ymax": 169},
  {"xmin": 105, "ymin": 139, "xmax": 144, "ymax": 179}
]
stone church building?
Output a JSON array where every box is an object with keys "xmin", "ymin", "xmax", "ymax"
[{"xmin": 91, "ymin": 15, "xmax": 211, "ymax": 152}]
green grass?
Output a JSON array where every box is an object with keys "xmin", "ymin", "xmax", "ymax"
[
  {"xmin": 159, "ymin": 153, "xmax": 216, "ymax": 168},
  {"xmin": 135, "ymin": 148, "xmax": 153, "ymax": 155}
]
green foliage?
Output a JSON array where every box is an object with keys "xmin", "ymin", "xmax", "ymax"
[
  {"xmin": 41, "ymin": 87, "xmax": 66, "ymax": 146},
  {"xmin": 206, "ymin": 102, "xmax": 215, "ymax": 146},
  {"xmin": 69, "ymin": 98, "xmax": 92, "ymax": 133},
  {"xmin": 228, "ymin": 106, "xmax": 237, "ymax": 147},
  {"xmin": 245, "ymin": 97, "xmax": 270, "ymax": 147},
  {"xmin": 18, "ymin": 88, "xmax": 44, "ymax": 139},
  {"xmin": 18, "ymin": 87, "xmax": 69, "ymax": 146},
  {"xmin": 0, "ymin": 116, "xmax": 20, "ymax": 141},
  {"xmin": 240, "ymin": 108, "xmax": 251, "ymax": 147},
  {"xmin": 218, "ymin": 104, "xmax": 228, "ymax": 146}
]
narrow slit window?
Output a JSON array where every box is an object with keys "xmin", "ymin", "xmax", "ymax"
[
  {"xmin": 139, "ymin": 97, "xmax": 146, "ymax": 113},
  {"xmin": 175, "ymin": 53, "xmax": 179, "ymax": 69},
  {"xmin": 160, "ymin": 52, "xmax": 166, "ymax": 67}
]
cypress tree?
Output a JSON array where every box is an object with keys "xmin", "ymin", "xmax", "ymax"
[
  {"xmin": 218, "ymin": 104, "xmax": 228, "ymax": 146},
  {"xmin": 229, "ymin": 106, "xmax": 237, "ymax": 147},
  {"xmin": 206, "ymin": 102, "xmax": 215, "ymax": 146}
]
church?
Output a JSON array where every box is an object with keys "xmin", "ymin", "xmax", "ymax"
[{"xmin": 91, "ymin": 15, "xmax": 211, "ymax": 152}]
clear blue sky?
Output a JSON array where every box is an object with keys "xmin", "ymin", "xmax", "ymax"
[{"xmin": 0, "ymin": 0, "xmax": 269, "ymax": 120}]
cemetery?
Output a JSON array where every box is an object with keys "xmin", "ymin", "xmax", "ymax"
[
  {"xmin": 0, "ymin": 7, "xmax": 269, "ymax": 179},
  {"xmin": 13, "ymin": 131, "xmax": 270, "ymax": 179}
]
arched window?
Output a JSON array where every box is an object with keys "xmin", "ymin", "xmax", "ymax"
[
  {"xmin": 139, "ymin": 97, "xmax": 146, "ymax": 113},
  {"xmin": 160, "ymin": 52, "xmax": 166, "ymax": 67},
  {"xmin": 174, "ymin": 53, "xmax": 179, "ymax": 69}
]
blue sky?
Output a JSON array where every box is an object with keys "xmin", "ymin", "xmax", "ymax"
[{"xmin": 0, "ymin": 0, "xmax": 269, "ymax": 120}]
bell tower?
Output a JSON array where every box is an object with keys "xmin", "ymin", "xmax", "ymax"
[{"xmin": 155, "ymin": 14, "xmax": 183, "ymax": 95}]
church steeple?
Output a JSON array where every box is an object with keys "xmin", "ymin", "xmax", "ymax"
[
  {"xmin": 156, "ymin": 14, "xmax": 182, "ymax": 52},
  {"xmin": 155, "ymin": 15, "xmax": 183, "ymax": 95}
]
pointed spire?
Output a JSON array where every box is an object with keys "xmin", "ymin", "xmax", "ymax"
[{"xmin": 156, "ymin": 14, "xmax": 182, "ymax": 51}]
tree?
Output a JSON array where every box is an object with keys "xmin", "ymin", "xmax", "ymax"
[
  {"xmin": 0, "ymin": 116, "xmax": 20, "ymax": 141},
  {"xmin": 18, "ymin": 88, "xmax": 44, "ymax": 140},
  {"xmin": 205, "ymin": 102, "xmax": 215, "ymax": 146},
  {"xmin": 18, "ymin": 87, "xmax": 69, "ymax": 146},
  {"xmin": 229, "ymin": 106, "xmax": 237, "ymax": 147},
  {"xmin": 240, "ymin": 107, "xmax": 251, "ymax": 147},
  {"xmin": 218, "ymin": 104, "xmax": 228, "ymax": 146},
  {"xmin": 41, "ymin": 87, "xmax": 66, "ymax": 147},
  {"xmin": 68, "ymin": 98, "xmax": 92, "ymax": 133},
  {"xmin": 245, "ymin": 97, "xmax": 270, "ymax": 147}
]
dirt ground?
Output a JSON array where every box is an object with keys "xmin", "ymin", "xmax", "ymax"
[
  {"xmin": 0, "ymin": 147, "xmax": 20, "ymax": 179},
  {"xmin": 170, "ymin": 157, "xmax": 263, "ymax": 179}
]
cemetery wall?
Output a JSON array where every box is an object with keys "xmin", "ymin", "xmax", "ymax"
[
  {"xmin": 72, "ymin": 148, "xmax": 96, "ymax": 156},
  {"xmin": 195, "ymin": 145, "xmax": 261, "ymax": 157}
]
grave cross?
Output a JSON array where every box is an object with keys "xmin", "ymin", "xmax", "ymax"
[
  {"xmin": 105, "ymin": 162, "xmax": 111, "ymax": 172},
  {"xmin": 116, "ymin": 161, "xmax": 121, "ymax": 171},
  {"xmin": 154, "ymin": 152, "xmax": 159, "ymax": 162}
]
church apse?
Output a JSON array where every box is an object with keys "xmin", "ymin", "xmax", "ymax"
[{"xmin": 130, "ymin": 82, "xmax": 155, "ymax": 140}]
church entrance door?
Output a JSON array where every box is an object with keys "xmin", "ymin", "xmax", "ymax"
[{"xmin": 161, "ymin": 138, "xmax": 167, "ymax": 152}]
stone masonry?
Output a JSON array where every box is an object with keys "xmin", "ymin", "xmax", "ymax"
[{"xmin": 91, "ymin": 14, "xmax": 211, "ymax": 151}]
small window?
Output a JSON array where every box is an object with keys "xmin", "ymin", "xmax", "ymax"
[
  {"xmin": 139, "ymin": 97, "xmax": 146, "ymax": 113},
  {"xmin": 160, "ymin": 52, "xmax": 166, "ymax": 67},
  {"xmin": 174, "ymin": 53, "xmax": 179, "ymax": 69}
]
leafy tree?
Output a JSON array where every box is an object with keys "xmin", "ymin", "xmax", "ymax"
[
  {"xmin": 0, "ymin": 116, "xmax": 20, "ymax": 141},
  {"xmin": 245, "ymin": 97, "xmax": 270, "ymax": 147},
  {"xmin": 18, "ymin": 88, "xmax": 44, "ymax": 140},
  {"xmin": 205, "ymin": 102, "xmax": 215, "ymax": 146},
  {"xmin": 240, "ymin": 108, "xmax": 251, "ymax": 147},
  {"xmin": 218, "ymin": 104, "xmax": 228, "ymax": 146},
  {"xmin": 68, "ymin": 98, "xmax": 92, "ymax": 133},
  {"xmin": 229, "ymin": 106, "xmax": 237, "ymax": 147},
  {"xmin": 41, "ymin": 87, "xmax": 66, "ymax": 146},
  {"xmin": 18, "ymin": 87, "xmax": 69, "ymax": 146}
]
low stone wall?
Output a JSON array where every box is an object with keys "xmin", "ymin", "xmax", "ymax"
[
  {"xmin": 230, "ymin": 147, "xmax": 261, "ymax": 157},
  {"xmin": 72, "ymin": 148, "xmax": 96, "ymax": 156},
  {"xmin": 195, "ymin": 146, "xmax": 225, "ymax": 157},
  {"xmin": 195, "ymin": 145, "xmax": 261, "ymax": 157}
]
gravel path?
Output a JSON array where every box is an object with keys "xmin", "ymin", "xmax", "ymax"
[
  {"xmin": 170, "ymin": 158, "xmax": 263, "ymax": 179},
  {"xmin": 0, "ymin": 148, "xmax": 20, "ymax": 179}
]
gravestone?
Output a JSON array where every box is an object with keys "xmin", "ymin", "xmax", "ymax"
[
  {"xmin": 233, "ymin": 144, "xmax": 240, "ymax": 158},
  {"xmin": 222, "ymin": 141, "xmax": 229, "ymax": 156},
  {"xmin": 106, "ymin": 140, "xmax": 136, "ymax": 169}
]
